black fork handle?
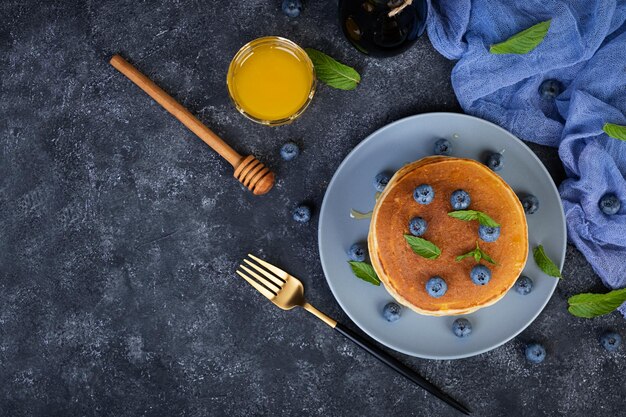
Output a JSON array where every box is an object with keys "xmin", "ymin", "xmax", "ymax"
[{"xmin": 334, "ymin": 322, "xmax": 472, "ymax": 416}]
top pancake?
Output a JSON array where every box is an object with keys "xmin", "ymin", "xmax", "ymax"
[{"xmin": 369, "ymin": 156, "xmax": 528, "ymax": 316}]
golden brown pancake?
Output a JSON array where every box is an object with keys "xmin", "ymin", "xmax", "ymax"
[{"xmin": 369, "ymin": 156, "xmax": 528, "ymax": 316}]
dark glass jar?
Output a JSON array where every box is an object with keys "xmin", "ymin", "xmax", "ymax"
[{"xmin": 338, "ymin": 0, "xmax": 428, "ymax": 57}]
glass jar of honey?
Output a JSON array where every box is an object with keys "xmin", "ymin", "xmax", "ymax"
[{"xmin": 227, "ymin": 36, "xmax": 316, "ymax": 126}]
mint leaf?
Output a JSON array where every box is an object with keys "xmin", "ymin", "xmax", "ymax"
[
  {"xmin": 533, "ymin": 245, "xmax": 561, "ymax": 278},
  {"xmin": 348, "ymin": 261, "xmax": 380, "ymax": 286},
  {"xmin": 305, "ymin": 48, "xmax": 360, "ymax": 90},
  {"xmin": 603, "ymin": 123, "xmax": 626, "ymax": 141},
  {"xmin": 403, "ymin": 235, "xmax": 441, "ymax": 260},
  {"xmin": 478, "ymin": 248, "xmax": 496, "ymax": 265},
  {"xmin": 476, "ymin": 212, "xmax": 500, "ymax": 228},
  {"xmin": 448, "ymin": 210, "xmax": 500, "ymax": 227},
  {"xmin": 455, "ymin": 242, "xmax": 497, "ymax": 265},
  {"xmin": 568, "ymin": 288, "xmax": 626, "ymax": 318},
  {"xmin": 448, "ymin": 210, "xmax": 479, "ymax": 222},
  {"xmin": 455, "ymin": 252, "xmax": 474, "ymax": 262},
  {"xmin": 490, "ymin": 19, "xmax": 551, "ymax": 55}
]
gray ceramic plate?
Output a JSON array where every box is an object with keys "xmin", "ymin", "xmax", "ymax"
[{"xmin": 318, "ymin": 113, "xmax": 566, "ymax": 360}]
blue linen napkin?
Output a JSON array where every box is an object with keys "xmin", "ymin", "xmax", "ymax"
[{"xmin": 425, "ymin": 0, "xmax": 626, "ymax": 314}]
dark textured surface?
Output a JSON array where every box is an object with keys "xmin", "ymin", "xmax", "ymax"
[{"xmin": 1, "ymin": 1, "xmax": 624, "ymax": 416}]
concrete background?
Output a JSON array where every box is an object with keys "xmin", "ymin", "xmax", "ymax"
[{"xmin": 1, "ymin": 1, "xmax": 624, "ymax": 416}]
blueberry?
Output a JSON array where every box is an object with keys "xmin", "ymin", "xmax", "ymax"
[
  {"xmin": 348, "ymin": 242, "xmax": 366, "ymax": 262},
  {"xmin": 514, "ymin": 276, "xmax": 533, "ymax": 295},
  {"xmin": 450, "ymin": 189, "xmax": 471, "ymax": 210},
  {"xmin": 413, "ymin": 184, "xmax": 434, "ymax": 205},
  {"xmin": 521, "ymin": 195, "xmax": 539, "ymax": 214},
  {"xmin": 280, "ymin": 142, "xmax": 300, "ymax": 161},
  {"xmin": 486, "ymin": 152, "xmax": 504, "ymax": 171},
  {"xmin": 434, "ymin": 138, "xmax": 452, "ymax": 156},
  {"xmin": 292, "ymin": 204, "xmax": 311, "ymax": 223},
  {"xmin": 600, "ymin": 331, "xmax": 621, "ymax": 352},
  {"xmin": 408, "ymin": 217, "xmax": 427, "ymax": 237},
  {"xmin": 479, "ymin": 225, "xmax": 500, "ymax": 242},
  {"xmin": 426, "ymin": 276, "xmax": 447, "ymax": 298},
  {"xmin": 599, "ymin": 193, "xmax": 620, "ymax": 215},
  {"xmin": 452, "ymin": 318, "xmax": 472, "ymax": 338},
  {"xmin": 538, "ymin": 79, "xmax": 563, "ymax": 99},
  {"xmin": 470, "ymin": 265, "xmax": 491, "ymax": 285},
  {"xmin": 525, "ymin": 343, "xmax": 546, "ymax": 364},
  {"xmin": 373, "ymin": 172, "xmax": 392, "ymax": 192},
  {"xmin": 281, "ymin": 0, "xmax": 302, "ymax": 17},
  {"xmin": 382, "ymin": 302, "xmax": 402, "ymax": 322}
]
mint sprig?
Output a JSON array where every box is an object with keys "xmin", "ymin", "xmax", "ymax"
[
  {"xmin": 490, "ymin": 19, "xmax": 551, "ymax": 55},
  {"xmin": 603, "ymin": 123, "xmax": 626, "ymax": 141},
  {"xmin": 448, "ymin": 210, "xmax": 500, "ymax": 227},
  {"xmin": 403, "ymin": 235, "xmax": 441, "ymax": 260},
  {"xmin": 533, "ymin": 245, "xmax": 561, "ymax": 278},
  {"xmin": 568, "ymin": 288, "xmax": 626, "ymax": 318},
  {"xmin": 455, "ymin": 241, "xmax": 496, "ymax": 265},
  {"xmin": 456, "ymin": 251, "xmax": 481, "ymax": 263},
  {"xmin": 305, "ymin": 48, "xmax": 360, "ymax": 90},
  {"xmin": 348, "ymin": 261, "xmax": 380, "ymax": 286}
]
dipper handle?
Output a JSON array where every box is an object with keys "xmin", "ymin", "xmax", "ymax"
[{"xmin": 110, "ymin": 55, "xmax": 274, "ymax": 195}]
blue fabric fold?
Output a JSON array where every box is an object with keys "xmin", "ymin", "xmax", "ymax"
[{"xmin": 426, "ymin": 0, "xmax": 626, "ymax": 314}]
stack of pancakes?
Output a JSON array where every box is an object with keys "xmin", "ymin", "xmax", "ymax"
[{"xmin": 369, "ymin": 156, "xmax": 528, "ymax": 316}]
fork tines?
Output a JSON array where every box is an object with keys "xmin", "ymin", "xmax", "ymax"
[{"xmin": 236, "ymin": 254, "xmax": 287, "ymax": 299}]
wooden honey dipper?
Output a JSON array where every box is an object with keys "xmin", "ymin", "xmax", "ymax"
[{"xmin": 110, "ymin": 54, "xmax": 275, "ymax": 195}]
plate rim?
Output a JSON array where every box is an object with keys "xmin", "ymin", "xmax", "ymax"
[{"xmin": 317, "ymin": 112, "xmax": 566, "ymax": 360}]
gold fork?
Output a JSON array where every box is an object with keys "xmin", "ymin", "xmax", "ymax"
[{"xmin": 236, "ymin": 254, "xmax": 471, "ymax": 416}]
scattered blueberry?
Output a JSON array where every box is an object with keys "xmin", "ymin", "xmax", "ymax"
[
  {"xmin": 409, "ymin": 217, "xmax": 428, "ymax": 237},
  {"xmin": 538, "ymin": 79, "xmax": 564, "ymax": 99},
  {"xmin": 413, "ymin": 184, "xmax": 435, "ymax": 205},
  {"xmin": 600, "ymin": 331, "xmax": 622, "ymax": 352},
  {"xmin": 514, "ymin": 276, "xmax": 533, "ymax": 295},
  {"xmin": 599, "ymin": 193, "xmax": 621, "ymax": 215},
  {"xmin": 348, "ymin": 243, "xmax": 367, "ymax": 262},
  {"xmin": 521, "ymin": 195, "xmax": 539, "ymax": 214},
  {"xmin": 452, "ymin": 318, "xmax": 472, "ymax": 338},
  {"xmin": 426, "ymin": 276, "xmax": 447, "ymax": 298},
  {"xmin": 470, "ymin": 265, "xmax": 491, "ymax": 286},
  {"xmin": 450, "ymin": 189, "xmax": 471, "ymax": 210},
  {"xmin": 434, "ymin": 138, "xmax": 452, "ymax": 156},
  {"xmin": 280, "ymin": 142, "xmax": 300, "ymax": 161},
  {"xmin": 373, "ymin": 172, "xmax": 392, "ymax": 192},
  {"xmin": 525, "ymin": 343, "xmax": 546, "ymax": 364},
  {"xmin": 486, "ymin": 152, "xmax": 504, "ymax": 171},
  {"xmin": 479, "ymin": 225, "xmax": 501, "ymax": 242},
  {"xmin": 292, "ymin": 204, "xmax": 311, "ymax": 223},
  {"xmin": 281, "ymin": 0, "xmax": 302, "ymax": 17},
  {"xmin": 382, "ymin": 302, "xmax": 402, "ymax": 322}
]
